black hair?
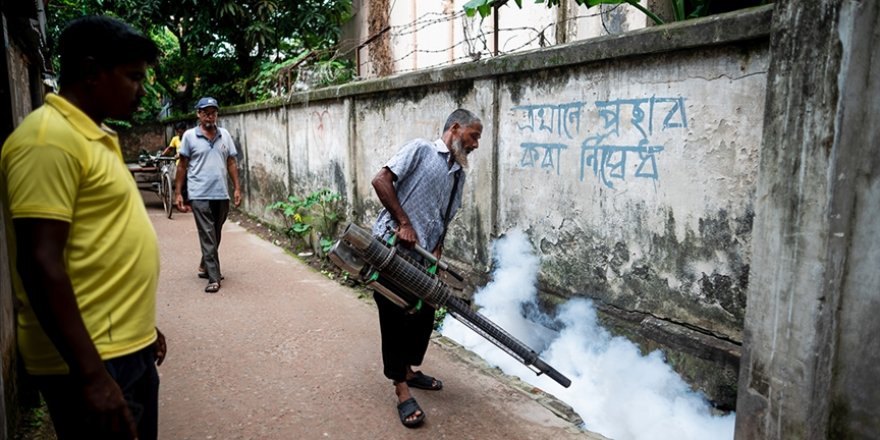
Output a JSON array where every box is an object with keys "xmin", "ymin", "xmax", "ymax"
[
  {"xmin": 58, "ymin": 16, "xmax": 159, "ymax": 88},
  {"xmin": 443, "ymin": 108, "xmax": 481, "ymax": 132},
  {"xmin": 174, "ymin": 121, "xmax": 187, "ymax": 130}
]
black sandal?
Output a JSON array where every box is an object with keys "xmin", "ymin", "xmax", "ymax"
[{"xmin": 397, "ymin": 397, "xmax": 425, "ymax": 428}]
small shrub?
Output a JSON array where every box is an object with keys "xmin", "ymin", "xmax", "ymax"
[
  {"xmin": 434, "ymin": 306, "xmax": 448, "ymax": 331},
  {"xmin": 268, "ymin": 189, "xmax": 344, "ymax": 257}
]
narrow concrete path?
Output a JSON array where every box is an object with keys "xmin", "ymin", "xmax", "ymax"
[{"xmin": 145, "ymin": 194, "xmax": 602, "ymax": 440}]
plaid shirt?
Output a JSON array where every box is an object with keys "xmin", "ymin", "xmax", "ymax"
[{"xmin": 372, "ymin": 138, "xmax": 465, "ymax": 252}]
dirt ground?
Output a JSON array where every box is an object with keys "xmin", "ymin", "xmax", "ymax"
[
  {"xmin": 227, "ymin": 210, "xmax": 355, "ymax": 287},
  {"xmin": 12, "ymin": 195, "xmax": 606, "ymax": 440}
]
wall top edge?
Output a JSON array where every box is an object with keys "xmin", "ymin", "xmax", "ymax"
[{"xmin": 221, "ymin": 4, "xmax": 773, "ymax": 115}]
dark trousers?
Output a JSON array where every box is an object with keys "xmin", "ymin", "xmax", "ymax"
[
  {"xmin": 191, "ymin": 199, "xmax": 230, "ymax": 282},
  {"xmin": 33, "ymin": 346, "xmax": 160, "ymax": 440},
  {"xmin": 374, "ymin": 289, "xmax": 436, "ymax": 383}
]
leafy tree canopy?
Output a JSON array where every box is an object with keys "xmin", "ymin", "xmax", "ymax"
[{"xmin": 47, "ymin": 0, "xmax": 353, "ymax": 123}]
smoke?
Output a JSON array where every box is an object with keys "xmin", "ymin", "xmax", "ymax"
[{"xmin": 440, "ymin": 230, "xmax": 735, "ymax": 440}]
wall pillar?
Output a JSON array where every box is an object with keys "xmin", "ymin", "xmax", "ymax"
[{"xmin": 735, "ymin": 1, "xmax": 880, "ymax": 438}]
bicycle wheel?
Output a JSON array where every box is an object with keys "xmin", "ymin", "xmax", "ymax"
[{"xmin": 161, "ymin": 171, "xmax": 173, "ymax": 219}]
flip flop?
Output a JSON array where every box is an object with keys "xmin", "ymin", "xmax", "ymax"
[
  {"xmin": 406, "ymin": 371, "xmax": 443, "ymax": 391},
  {"xmin": 397, "ymin": 397, "xmax": 425, "ymax": 428},
  {"xmin": 205, "ymin": 282, "xmax": 221, "ymax": 293}
]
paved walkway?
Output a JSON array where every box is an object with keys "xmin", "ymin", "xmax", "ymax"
[{"xmin": 145, "ymin": 194, "xmax": 604, "ymax": 440}]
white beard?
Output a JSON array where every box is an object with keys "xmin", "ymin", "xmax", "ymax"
[{"xmin": 450, "ymin": 137, "xmax": 469, "ymax": 170}]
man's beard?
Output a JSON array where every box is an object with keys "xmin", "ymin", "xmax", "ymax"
[{"xmin": 450, "ymin": 137, "xmax": 469, "ymax": 169}]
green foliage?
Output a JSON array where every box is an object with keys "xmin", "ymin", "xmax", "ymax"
[
  {"xmin": 45, "ymin": 0, "xmax": 354, "ymax": 120},
  {"xmin": 236, "ymin": 55, "xmax": 308, "ymax": 102},
  {"xmin": 104, "ymin": 119, "xmax": 133, "ymax": 130},
  {"xmin": 434, "ymin": 306, "xmax": 448, "ymax": 331},
  {"xmin": 463, "ymin": 0, "xmax": 510, "ymax": 18},
  {"xmin": 465, "ymin": 0, "xmax": 664, "ymax": 23},
  {"xmin": 670, "ymin": 0, "xmax": 716, "ymax": 21},
  {"xmin": 309, "ymin": 58, "xmax": 357, "ymax": 88},
  {"xmin": 233, "ymin": 51, "xmax": 354, "ymax": 102},
  {"xmin": 268, "ymin": 189, "xmax": 344, "ymax": 257},
  {"xmin": 463, "ymin": 0, "xmax": 764, "ymax": 24},
  {"xmin": 12, "ymin": 398, "xmax": 55, "ymax": 440},
  {"xmin": 26, "ymin": 406, "xmax": 47, "ymax": 429}
]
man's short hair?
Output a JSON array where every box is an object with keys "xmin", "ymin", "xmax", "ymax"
[
  {"xmin": 443, "ymin": 109, "xmax": 481, "ymax": 132},
  {"xmin": 58, "ymin": 16, "xmax": 159, "ymax": 88}
]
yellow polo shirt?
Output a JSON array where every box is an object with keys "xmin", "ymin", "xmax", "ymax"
[
  {"xmin": 168, "ymin": 135, "xmax": 181, "ymax": 164},
  {"xmin": 0, "ymin": 94, "xmax": 159, "ymax": 375}
]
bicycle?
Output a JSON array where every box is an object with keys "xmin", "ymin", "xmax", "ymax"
[
  {"xmin": 128, "ymin": 150, "xmax": 177, "ymax": 219},
  {"xmin": 155, "ymin": 156, "xmax": 176, "ymax": 219}
]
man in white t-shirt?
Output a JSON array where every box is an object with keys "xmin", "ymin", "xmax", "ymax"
[{"xmin": 175, "ymin": 97, "xmax": 242, "ymax": 293}]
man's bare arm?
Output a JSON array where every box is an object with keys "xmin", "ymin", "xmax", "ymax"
[
  {"xmin": 14, "ymin": 218, "xmax": 136, "ymax": 437},
  {"xmin": 227, "ymin": 156, "xmax": 241, "ymax": 207},
  {"xmin": 371, "ymin": 167, "xmax": 417, "ymax": 246}
]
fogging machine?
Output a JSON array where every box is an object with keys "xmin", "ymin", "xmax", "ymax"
[{"xmin": 328, "ymin": 223, "xmax": 571, "ymax": 388}]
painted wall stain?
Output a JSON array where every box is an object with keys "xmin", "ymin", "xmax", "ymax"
[
  {"xmin": 249, "ymin": 164, "xmax": 289, "ymax": 222},
  {"xmin": 538, "ymin": 206, "xmax": 752, "ymax": 338}
]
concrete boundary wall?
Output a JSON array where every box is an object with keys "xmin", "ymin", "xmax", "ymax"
[
  {"xmin": 735, "ymin": 1, "xmax": 880, "ymax": 438},
  {"xmin": 215, "ymin": 6, "xmax": 774, "ymax": 408}
]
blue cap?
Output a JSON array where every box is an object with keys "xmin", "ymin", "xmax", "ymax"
[{"xmin": 195, "ymin": 97, "xmax": 219, "ymax": 110}]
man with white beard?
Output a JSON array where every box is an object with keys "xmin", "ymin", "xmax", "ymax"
[
  {"xmin": 370, "ymin": 108, "xmax": 483, "ymax": 428},
  {"xmin": 174, "ymin": 97, "xmax": 242, "ymax": 293}
]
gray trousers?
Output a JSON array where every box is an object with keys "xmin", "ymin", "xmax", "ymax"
[{"xmin": 191, "ymin": 199, "xmax": 230, "ymax": 283}]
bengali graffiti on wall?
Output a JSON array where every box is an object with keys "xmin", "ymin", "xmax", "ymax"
[{"xmin": 511, "ymin": 96, "xmax": 688, "ymax": 188}]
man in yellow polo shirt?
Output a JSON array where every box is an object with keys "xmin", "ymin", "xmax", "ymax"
[
  {"xmin": 162, "ymin": 121, "xmax": 187, "ymax": 159},
  {"xmin": 0, "ymin": 16, "xmax": 166, "ymax": 440}
]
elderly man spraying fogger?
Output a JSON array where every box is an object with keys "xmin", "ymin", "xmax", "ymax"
[{"xmin": 370, "ymin": 109, "xmax": 483, "ymax": 428}]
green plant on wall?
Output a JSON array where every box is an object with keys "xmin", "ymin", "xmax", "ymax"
[
  {"xmin": 463, "ymin": 0, "xmax": 767, "ymax": 25},
  {"xmin": 268, "ymin": 189, "xmax": 344, "ymax": 257}
]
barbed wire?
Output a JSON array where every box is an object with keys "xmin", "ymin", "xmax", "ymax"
[
  {"xmin": 358, "ymin": 6, "xmax": 620, "ymax": 74},
  {"xmin": 499, "ymin": 23, "xmax": 556, "ymax": 53},
  {"xmin": 388, "ymin": 12, "xmax": 468, "ymax": 38},
  {"xmin": 277, "ymin": 4, "xmax": 632, "ymax": 85},
  {"xmin": 385, "ymin": 39, "xmax": 473, "ymax": 64}
]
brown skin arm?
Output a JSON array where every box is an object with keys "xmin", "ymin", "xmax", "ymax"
[
  {"xmin": 14, "ymin": 218, "xmax": 137, "ymax": 438},
  {"xmin": 174, "ymin": 155, "xmax": 190, "ymax": 212},
  {"xmin": 372, "ymin": 167, "xmax": 418, "ymax": 247},
  {"xmin": 154, "ymin": 328, "xmax": 167, "ymax": 366},
  {"xmin": 227, "ymin": 156, "xmax": 241, "ymax": 207}
]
